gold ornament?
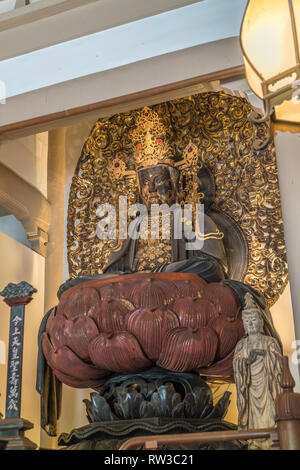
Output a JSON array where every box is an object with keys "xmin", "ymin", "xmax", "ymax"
[
  {"xmin": 107, "ymin": 158, "xmax": 127, "ymax": 182},
  {"xmin": 131, "ymin": 107, "xmax": 174, "ymax": 170},
  {"xmin": 177, "ymin": 141, "xmax": 202, "ymax": 170}
]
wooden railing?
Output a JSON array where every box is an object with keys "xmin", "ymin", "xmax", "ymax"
[
  {"xmin": 120, "ymin": 357, "xmax": 300, "ymax": 451},
  {"xmin": 119, "ymin": 428, "xmax": 279, "ymax": 451}
]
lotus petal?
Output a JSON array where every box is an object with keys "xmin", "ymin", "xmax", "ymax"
[
  {"xmin": 173, "ymin": 279, "xmax": 206, "ymax": 298},
  {"xmin": 208, "ymin": 316, "xmax": 243, "ymax": 359},
  {"xmin": 64, "ymin": 316, "xmax": 99, "ymax": 361},
  {"xmin": 46, "ymin": 307, "xmax": 67, "ymax": 349},
  {"xmin": 98, "ymin": 282, "xmax": 123, "ymax": 301},
  {"xmin": 53, "ymin": 368, "xmax": 108, "ymax": 390},
  {"xmin": 124, "ymin": 278, "xmax": 177, "ymax": 308},
  {"xmin": 197, "ymin": 349, "xmax": 235, "ymax": 380},
  {"xmin": 88, "ymin": 332, "xmax": 152, "ymax": 373},
  {"xmin": 202, "ymin": 283, "xmax": 240, "ymax": 319},
  {"xmin": 169, "ymin": 297, "xmax": 218, "ymax": 328},
  {"xmin": 56, "ymin": 287, "xmax": 101, "ymax": 320},
  {"xmin": 126, "ymin": 307, "xmax": 180, "ymax": 361},
  {"xmin": 89, "ymin": 298, "xmax": 134, "ymax": 332},
  {"xmin": 42, "ymin": 333, "xmax": 109, "ymax": 381},
  {"xmin": 157, "ymin": 327, "xmax": 218, "ymax": 372}
]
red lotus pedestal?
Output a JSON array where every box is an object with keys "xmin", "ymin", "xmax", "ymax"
[{"xmin": 42, "ymin": 273, "xmax": 244, "ymax": 388}]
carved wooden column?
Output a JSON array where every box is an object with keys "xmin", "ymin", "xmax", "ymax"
[
  {"xmin": 274, "ymin": 131, "xmax": 300, "ymax": 377},
  {"xmin": 275, "ymin": 356, "xmax": 300, "ymax": 450},
  {"xmin": 0, "ymin": 281, "xmax": 37, "ymax": 450},
  {"xmin": 39, "ymin": 127, "xmax": 66, "ymax": 449},
  {"xmin": 45, "ymin": 128, "xmax": 66, "ymax": 313}
]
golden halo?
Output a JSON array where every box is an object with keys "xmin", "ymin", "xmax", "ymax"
[{"xmin": 67, "ymin": 92, "xmax": 288, "ymax": 307}]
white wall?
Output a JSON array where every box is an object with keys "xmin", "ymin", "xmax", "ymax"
[
  {"xmin": 0, "ymin": 1, "xmax": 16, "ymax": 14},
  {"xmin": 271, "ymin": 283, "xmax": 300, "ymax": 391},
  {"xmin": 0, "ymin": 215, "xmax": 31, "ymax": 248},
  {"xmin": 274, "ymin": 131, "xmax": 300, "ymax": 382},
  {"xmin": 0, "ymin": 132, "xmax": 48, "ymax": 197},
  {"xmin": 0, "ymin": 132, "xmax": 48, "ymax": 253}
]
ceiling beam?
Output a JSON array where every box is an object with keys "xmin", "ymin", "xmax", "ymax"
[
  {"xmin": 0, "ymin": 0, "xmax": 203, "ymax": 60},
  {"xmin": 0, "ymin": 64, "xmax": 245, "ymax": 140},
  {"xmin": 0, "ymin": 36, "xmax": 245, "ymax": 136}
]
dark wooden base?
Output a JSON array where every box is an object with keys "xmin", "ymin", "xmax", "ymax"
[
  {"xmin": 58, "ymin": 418, "xmax": 247, "ymax": 450},
  {"xmin": 0, "ymin": 418, "xmax": 37, "ymax": 450}
]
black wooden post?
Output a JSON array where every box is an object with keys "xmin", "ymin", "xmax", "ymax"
[{"xmin": 0, "ymin": 281, "xmax": 37, "ymax": 450}]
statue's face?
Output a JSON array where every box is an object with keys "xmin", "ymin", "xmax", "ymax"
[
  {"xmin": 138, "ymin": 165, "xmax": 177, "ymax": 210},
  {"xmin": 242, "ymin": 311, "xmax": 262, "ymax": 336}
]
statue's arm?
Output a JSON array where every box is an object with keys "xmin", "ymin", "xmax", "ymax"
[
  {"xmin": 233, "ymin": 339, "xmax": 249, "ymax": 427},
  {"xmin": 159, "ymin": 254, "xmax": 226, "ymax": 283},
  {"xmin": 266, "ymin": 337, "xmax": 283, "ymax": 397}
]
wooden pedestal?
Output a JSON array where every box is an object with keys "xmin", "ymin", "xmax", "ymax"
[{"xmin": 0, "ymin": 418, "xmax": 37, "ymax": 450}]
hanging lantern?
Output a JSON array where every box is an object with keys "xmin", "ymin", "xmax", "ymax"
[{"xmin": 240, "ymin": 0, "xmax": 300, "ymax": 129}]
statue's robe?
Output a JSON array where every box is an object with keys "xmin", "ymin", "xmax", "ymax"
[
  {"xmin": 36, "ymin": 309, "xmax": 62, "ymax": 436},
  {"xmin": 104, "ymin": 212, "xmax": 228, "ymax": 282},
  {"xmin": 58, "ymin": 212, "xmax": 278, "ymax": 340},
  {"xmin": 233, "ymin": 334, "xmax": 283, "ymax": 449}
]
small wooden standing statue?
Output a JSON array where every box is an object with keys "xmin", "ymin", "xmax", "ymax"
[{"xmin": 233, "ymin": 293, "xmax": 283, "ymax": 450}]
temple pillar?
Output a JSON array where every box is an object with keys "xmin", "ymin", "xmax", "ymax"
[
  {"xmin": 273, "ymin": 131, "xmax": 300, "ymax": 381},
  {"xmin": 40, "ymin": 127, "xmax": 66, "ymax": 449}
]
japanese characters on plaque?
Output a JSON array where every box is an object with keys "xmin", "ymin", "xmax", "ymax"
[{"xmin": 6, "ymin": 307, "xmax": 24, "ymax": 418}]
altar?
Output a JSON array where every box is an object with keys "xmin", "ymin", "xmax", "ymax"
[
  {"xmin": 0, "ymin": 1, "xmax": 299, "ymax": 451},
  {"xmin": 36, "ymin": 93, "xmax": 294, "ymax": 449}
]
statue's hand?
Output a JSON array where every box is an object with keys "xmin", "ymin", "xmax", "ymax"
[
  {"xmin": 246, "ymin": 349, "xmax": 266, "ymax": 365},
  {"xmin": 253, "ymin": 348, "xmax": 266, "ymax": 356}
]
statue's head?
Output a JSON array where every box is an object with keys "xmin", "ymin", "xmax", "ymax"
[
  {"xmin": 138, "ymin": 164, "xmax": 179, "ymax": 210},
  {"xmin": 131, "ymin": 107, "xmax": 178, "ymax": 210},
  {"xmin": 242, "ymin": 293, "xmax": 264, "ymax": 335},
  {"xmin": 130, "ymin": 107, "xmax": 200, "ymax": 210}
]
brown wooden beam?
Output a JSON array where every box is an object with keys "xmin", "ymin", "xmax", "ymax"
[{"xmin": 0, "ymin": 65, "xmax": 245, "ymax": 139}]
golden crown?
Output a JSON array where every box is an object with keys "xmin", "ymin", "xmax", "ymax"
[
  {"xmin": 131, "ymin": 107, "xmax": 174, "ymax": 170},
  {"xmin": 108, "ymin": 107, "xmax": 202, "ymax": 182}
]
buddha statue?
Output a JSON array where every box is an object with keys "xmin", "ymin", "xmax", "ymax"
[
  {"xmin": 37, "ymin": 106, "xmax": 282, "ymax": 438},
  {"xmin": 57, "ymin": 107, "xmax": 279, "ymax": 342},
  {"xmin": 103, "ymin": 163, "xmax": 227, "ymax": 283},
  {"xmin": 59, "ymin": 107, "xmax": 238, "ymax": 290}
]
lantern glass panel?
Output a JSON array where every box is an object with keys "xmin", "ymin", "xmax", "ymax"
[{"xmin": 241, "ymin": 0, "xmax": 297, "ymax": 98}]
